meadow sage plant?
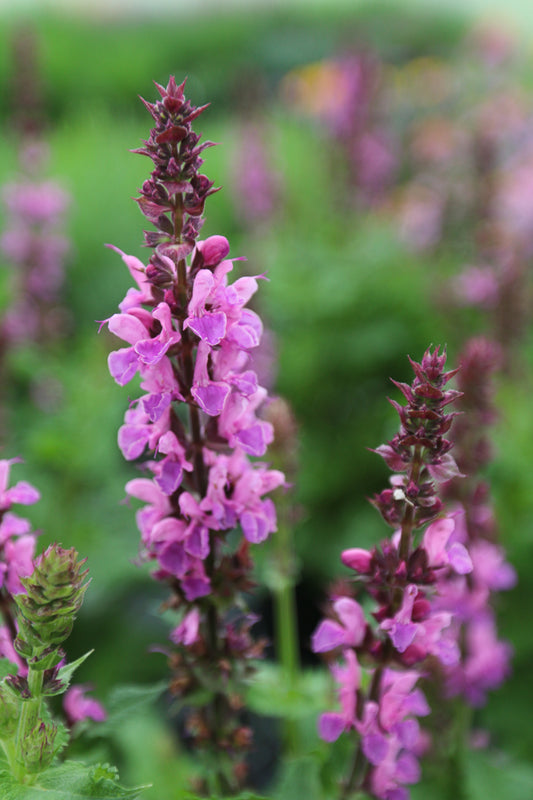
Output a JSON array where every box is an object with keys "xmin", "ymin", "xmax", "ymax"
[
  {"xmin": 0, "ymin": 542, "xmax": 141, "ymax": 797},
  {"xmin": 104, "ymin": 76, "xmax": 285, "ymax": 792},
  {"xmin": 312, "ymin": 348, "xmax": 473, "ymax": 800}
]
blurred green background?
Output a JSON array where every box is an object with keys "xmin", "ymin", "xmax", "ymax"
[{"xmin": 0, "ymin": 1, "xmax": 532, "ymax": 797}]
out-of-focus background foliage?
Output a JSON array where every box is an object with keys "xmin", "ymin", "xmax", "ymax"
[{"xmin": 0, "ymin": 1, "xmax": 532, "ymax": 797}]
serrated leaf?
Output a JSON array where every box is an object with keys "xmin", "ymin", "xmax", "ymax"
[
  {"xmin": 0, "ymin": 659, "xmax": 19, "ymax": 680},
  {"xmin": 45, "ymin": 651, "xmax": 94, "ymax": 697},
  {"xmin": 0, "ymin": 760, "xmax": 147, "ymax": 799}
]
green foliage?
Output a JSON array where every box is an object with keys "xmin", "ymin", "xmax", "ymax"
[
  {"xmin": 180, "ymin": 794, "xmax": 268, "ymax": 800},
  {"xmin": 89, "ymin": 682, "xmax": 167, "ymax": 738},
  {"xmin": 0, "ymin": 762, "xmax": 146, "ymax": 799},
  {"xmin": 272, "ymin": 756, "xmax": 322, "ymax": 800},
  {"xmin": 465, "ymin": 750, "xmax": 533, "ymax": 800},
  {"xmin": 0, "ymin": 660, "xmax": 18, "ymax": 681},
  {"xmin": 247, "ymin": 664, "xmax": 329, "ymax": 721}
]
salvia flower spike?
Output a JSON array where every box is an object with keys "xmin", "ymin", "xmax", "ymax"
[
  {"xmin": 313, "ymin": 348, "xmax": 470, "ymax": 800},
  {"xmin": 104, "ymin": 75, "xmax": 284, "ymax": 790}
]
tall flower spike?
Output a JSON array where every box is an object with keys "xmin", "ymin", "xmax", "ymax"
[
  {"xmin": 314, "ymin": 348, "xmax": 468, "ymax": 800},
  {"xmin": 105, "ymin": 76, "xmax": 284, "ymax": 791}
]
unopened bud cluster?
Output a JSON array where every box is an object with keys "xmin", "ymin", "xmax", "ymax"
[
  {"xmin": 371, "ymin": 347, "xmax": 461, "ymax": 531},
  {"xmin": 14, "ymin": 544, "xmax": 89, "ymax": 671}
]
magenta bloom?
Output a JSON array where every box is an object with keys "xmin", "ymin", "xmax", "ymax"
[
  {"xmin": 0, "ymin": 459, "xmax": 39, "ymax": 597},
  {"xmin": 312, "ymin": 597, "xmax": 366, "ymax": 653},
  {"xmin": 0, "ymin": 178, "xmax": 70, "ymax": 344},
  {"xmin": 104, "ymin": 77, "xmax": 284, "ymax": 773},
  {"xmin": 63, "ymin": 684, "xmax": 107, "ymax": 725},
  {"xmin": 318, "ymin": 648, "xmax": 361, "ymax": 742}
]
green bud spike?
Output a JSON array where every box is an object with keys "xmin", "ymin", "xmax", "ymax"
[
  {"xmin": 18, "ymin": 720, "xmax": 57, "ymax": 774},
  {"xmin": 13, "ymin": 545, "xmax": 90, "ymax": 672}
]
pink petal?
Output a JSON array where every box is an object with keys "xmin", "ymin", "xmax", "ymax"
[
  {"xmin": 187, "ymin": 312, "xmax": 227, "ymax": 345},
  {"xmin": 311, "ymin": 620, "xmax": 346, "ymax": 653},
  {"xmin": 192, "ymin": 382, "xmax": 230, "ymax": 416},
  {"xmin": 318, "ymin": 712, "xmax": 346, "ymax": 742}
]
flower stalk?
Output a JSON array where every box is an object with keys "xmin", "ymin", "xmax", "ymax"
[
  {"xmin": 105, "ymin": 76, "xmax": 284, "ymax": 791},
  {"xmin": 313, "ymin": 347, "xmax": 470, "ymax": 800}
]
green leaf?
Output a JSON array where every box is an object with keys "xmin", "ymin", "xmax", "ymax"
[
  {"xmin": 0, "ymin": 760, "xmax": 147, "ymax": 799},
  {"xmin": 466, "ymin": 749, "xmax": 533, "ymax": 800},
  {"xmin": 45, "ymin": 651, "xmax": 94, "ymax": 697},
  {"xmin": 272, "ymin": 756, "xmax": 322, "ymax": 800},
  {"xmin": 0, "ymin": 659, "xmax": 19, "ymax": 680},
  {"xmin": 247, "ymin": 663, "xmax": 329, "ymax": 720},
  {"xmin": 88, "ymin": 682, "xmax": 167, "ymax": 737}
]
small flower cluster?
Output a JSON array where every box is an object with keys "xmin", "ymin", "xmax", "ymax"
[
  {"xmin": 282, "ymin": 53, "xmax": 395, "ymax": 206},
  {"xmin": 0, "ymin": 164, "xmax": 70, "ymax": 346},
  {"xmin": 312, "ymin": 348, "xmax": 470, "ymax": 800},
  {"xmin": 105, "ymin": 76, "xmax": 284, "ymax": 783},
  {"xmin": 1, "ymin": 29, "xmax": 70, "ymax": 349},
  {"xmin": 232, "ymin": 121, "xmax": 282, "ymax": 230}
]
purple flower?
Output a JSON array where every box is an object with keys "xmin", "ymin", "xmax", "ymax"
[
  {"xmin": 422, "ymin": 516, "xmax": 472, "ymax": 575},
  {"xmin": 312, "ymin": 597, "xmax": 366, "ymax": 653},
  {"xmin": 63, "ymin": 684, "xmax": 107, "ymax": 725},
  {"xmin": 0, "ymin": 178, "xmax": 70, "ymax": 345},
  {"xmin": 318, "ymin": 648, "xmax": 361, "ymax": 742}
]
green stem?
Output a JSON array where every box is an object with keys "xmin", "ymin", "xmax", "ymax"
[
  {"xmin": 446, "ymin": 700, "xmax": 472, "ymax": 800},
  {"xmin": 273, "ymin": 503, "xmax": 300, "ymax": 755},
  {"xmin": 13, "ymin": 667, "xmax": 43, "ymax": 782}
]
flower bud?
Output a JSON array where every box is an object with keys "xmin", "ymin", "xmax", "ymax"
[
  {"xmin": 14, "ymin": 544, "xmax": 89, "ymax": 671},
  {"xmin": 18, "ymin": 720, "xmax": 57, "ymax": 774}
]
